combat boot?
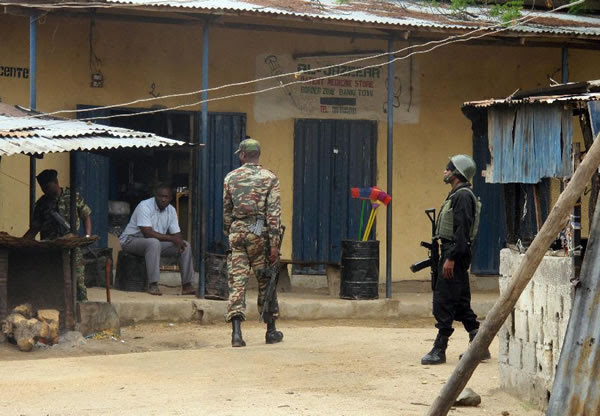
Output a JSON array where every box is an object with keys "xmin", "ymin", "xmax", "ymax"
[
  {"xmin": 231, "ymin": 317, "xmax": 246, "ymax": 347},
  {"xmin": 77, "ymin": 287, "xmax": 88, "ymax": 302},
  {"xmin": 459, "ymin": 328, "xmax": 491, "ymax": 361},
  {"xmin": 263, "ymin": 312, "xmax": 283, "ymax": 344},
  {"xmin": 421, "ymin": 333, "xmax": 449, "ymax": 365}
]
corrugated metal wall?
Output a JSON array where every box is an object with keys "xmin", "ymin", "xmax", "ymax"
[
  {"xmin": 292, "ymin": 119, "xmax": 377, "ymax": 273},
  {"xmin": 547, "ymin": 198, "xmax": 600, "ymax": 416},
  {"xmin": 487, "ymin": 104, "xmax": 572, "ymax": 184}
]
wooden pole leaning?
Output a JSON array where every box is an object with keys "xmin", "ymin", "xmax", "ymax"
[{"xmin": 427, "ymin": 133, "xmax": 600, "ymax": 416}]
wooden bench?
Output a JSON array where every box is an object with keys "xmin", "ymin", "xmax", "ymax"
[{"xmin": 279, "ymin": 259, "xmax": 341, "ymax": 297}]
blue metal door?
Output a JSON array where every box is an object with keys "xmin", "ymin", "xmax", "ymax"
[
  {"xmin": 76, "ymin": 106, "xmax": 110, "ymax": 248},
  {"xmin": 472, "ymin": 123, "xmax": 505, "ymax": 275},
  {"xmin": 204, "ymin": 113, "xmax": 245, "ymax": 253},
  {"xmin": 293, "ymin": 119, "xmax": 377, "ymax": 273}
]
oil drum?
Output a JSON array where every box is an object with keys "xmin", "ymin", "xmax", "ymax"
[{"xmin": 340, "ymin": 240, "xmax": 379, "ymax": 300}]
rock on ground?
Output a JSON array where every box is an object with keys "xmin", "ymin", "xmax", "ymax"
[{"xmin": 455, "ymin": 387, "xmax": 482, "ymax": 407}]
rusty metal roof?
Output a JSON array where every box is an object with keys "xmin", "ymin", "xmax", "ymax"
[
  {"xmin": 0, "ymin": 104, "xmax": 187, "ymax": 156},
  {"xmin": 105, "ymin": 0, "xmax": 600, "ymax": 38},
  {"xmin": 464, "ymin": 92, "xmax": 600, "ymax": 108},
  {"xmin": 463, "ymin": 80, "xmax": 600, "ymax": 108}
]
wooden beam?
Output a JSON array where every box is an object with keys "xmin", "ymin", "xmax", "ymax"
[
  {"xmin": 533, "ymin": 183, "xmax": 543, "ymax": 233},
  {"xmin": 579, "ymin": 106, "xmax": 599, "ymax": 228},
  {"xmin": 427, "ymin": 132, "xmax": 600, "ymax": 416}
]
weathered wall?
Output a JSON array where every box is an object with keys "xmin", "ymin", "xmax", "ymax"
[
  {"xmin": 498, "ymin": 248, "xmax": 574, "ymax": 410},
  {"xmin": 1, "ymin": 12, "xmax": 600, "ymax": 280}
]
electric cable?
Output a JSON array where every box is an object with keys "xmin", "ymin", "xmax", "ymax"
[
  {"xmin": 25, "ymin": 0, "xmax": 582, "ymax": 120},
  {"xmin": 0, "ymin": 0, "xmax": 584, "ymax": 128}
]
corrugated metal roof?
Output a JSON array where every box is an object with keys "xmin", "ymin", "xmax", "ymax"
[
  {"xmin": 464, "ymin": 80, "xmax": 600, "ymax": 108},
  {"xmin": 0, "ymin": 104, "xmax": 187, "ymax": 156},
  {"xmin": 105, "ymin": 0, "xmax": 600, "ymax": 38},
  {"xmin": 464, "ymin": 92, "xmax": 600, "ymax": 108}
]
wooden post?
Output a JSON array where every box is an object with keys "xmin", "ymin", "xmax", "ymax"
[
  {"xmin": 573, "ymin": 143, "xmax": 583, "ymax": 281},
  {"xmin": 0, "ymin": 249, "xmax": 8, "ymax": 322},
  {"xmin": 427, "ymin": 133, "xmax": 600, "ymax": 416},
  {"xmin": 62, "ymin": 249, "xmax": 74, "ymax": 330},
  {"xmin": 105, "ymin": 256, "xmax": 112, "ymax": 304},
  {"xmin": 532, "ymin": 183, "xmax": 542, "ymax": 233},
  {"xmin": 579, "ymin": 107, "xmax": 599, "ymax": 228}
]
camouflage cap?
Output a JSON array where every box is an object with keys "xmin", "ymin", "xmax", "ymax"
[{"xmin": 234, "ymin": 138, "xmax": 261, "ymax": 155}]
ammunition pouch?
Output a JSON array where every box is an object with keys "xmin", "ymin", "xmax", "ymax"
[{"xmin": 248, "ymin": 215, "xmax": 266, "ymax": 236}]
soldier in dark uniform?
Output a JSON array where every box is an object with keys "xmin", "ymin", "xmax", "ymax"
[
  {"xmin": 23, "ymin": 169, "xmax": 93, "ymax": 301},
  {"xmin": 421, "ymin": 155, "xmax": 490, "ymax": 365},
  {"xmin": 223, "ymin": 138, "xmax": 283, "ymax": 347}
]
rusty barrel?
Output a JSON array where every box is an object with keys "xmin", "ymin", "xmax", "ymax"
[
  {"xmin": 205, "ymin": 253, "xmax": 229, "ymax": 300},
  {"xmin": 340, "ymin": 240, "xmax": 379, "ymax": 300}
]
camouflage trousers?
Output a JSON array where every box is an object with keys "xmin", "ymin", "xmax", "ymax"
[
  {"xmin": 74, "ymin": 248, "xmax": 87, "ymax": 301},
  {"xmin": 225, "ymin": 231, "xmax": 279, "ymax": 322}
]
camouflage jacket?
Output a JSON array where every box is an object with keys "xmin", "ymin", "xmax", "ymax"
[
  {"xmin": 32, "ymin": 187, "xmax": 92, "ymax": 240},
  {"xmin": 223, "ymin": 163, "xmax": 281, "ymax": 248}
]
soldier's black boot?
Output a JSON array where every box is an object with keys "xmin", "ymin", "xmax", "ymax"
[
  {"xmin": 421, "ymin": 333, "xmax": 449, "ymax": 365},
  {"xmin": 77, "ymin": 287, "xmax": 88, "ymax": 302},
  {"xmin": 231, "ymin": 317, "xmax": 246, "ymax": 348},
  {"xmin": 263, "ymin": 312, "xmax": 283, "ymax": 344},
  {"xmin": 459, "ymin": 329, "xmax": 491, "ymax": 361}
]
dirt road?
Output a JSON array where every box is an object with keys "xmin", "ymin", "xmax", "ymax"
[{"xmin": 0, "ymin": 320, "xmax": 542, "ymax": 416}]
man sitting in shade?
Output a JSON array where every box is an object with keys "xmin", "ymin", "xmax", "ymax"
[{"xmin": 120, "ymin": 184, "xmax": 195, "ymax": 296}]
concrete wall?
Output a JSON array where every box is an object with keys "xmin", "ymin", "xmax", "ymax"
[
  {"xmin": 2, "ymin": 13, "xmax": 600, "ymax": 279},
  {"xmin": 498, "ymin": 248, "xmax": 574, "ymax": 410}
]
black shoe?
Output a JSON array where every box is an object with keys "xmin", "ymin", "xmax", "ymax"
[
  {"xmin": 77, "ymin": 287, "xmax": 88, "ymax": 302},
  {"xmin": 459, "ymin": 329, "xmax": 491, "ymax": 361},
  {"xmin": 421, "ymin": 333, "xmax": 449, "ymax": 365},
  {"xmin": 147, "ymin": 283, "xmax": 162, "ymax": 296},
  {"xmin": 231, "ymin": 317, "xmax": 246, "ymax": 348},
  {"xmin": 265, "ymin": 321, "xmax": 283, "ymax": 344}
]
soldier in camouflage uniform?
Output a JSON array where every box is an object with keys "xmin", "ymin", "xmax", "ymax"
[
  {"xmin": 23, "ymin": 169, "xmax": 93, "ymax": 301},
  {"xmin": 223, "ymin": 138, "xmax": 283, "ymax": 347}
]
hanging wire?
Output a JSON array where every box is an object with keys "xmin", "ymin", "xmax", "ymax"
[
  {"xmin": 0, "ymin": 0, "xmax": 585, "ymax": 128},
  {"xmin": 22, "ymin": 0, "xmax": 583, "ymax": 121}
]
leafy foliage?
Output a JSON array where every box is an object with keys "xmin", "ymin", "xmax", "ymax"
[
  {"xmin": 489, "ymin": 0, "xmax": 524, "ymax": 23},
  {"xmin": 335, "ymin": 0, "xmax": 586, "ymax": 23}
]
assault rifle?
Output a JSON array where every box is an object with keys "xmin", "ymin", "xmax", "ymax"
[
  {"xmin": 409, "ymin": 209, "xmax": 439, "ymax": 290},
  {"xmin": 261, "ymin": 225, "xmax": 285, "ymax": 323}
]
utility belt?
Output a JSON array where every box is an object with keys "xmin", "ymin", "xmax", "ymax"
[{"xmin": 233, "ymin": 215, "xmax": 266, "ymax": 236}]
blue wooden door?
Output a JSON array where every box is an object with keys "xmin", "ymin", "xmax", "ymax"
[
  {"xmin": 204, "ymin": 113, "xmax": 245, "ymax": 253},
  {"xmin": 472, "ymin": 121, "xmax": 506, "ymax": 275},
  {"xmin": 293, "ymin": 119, "xmax": 377, "ymax": 273},
  {"xmin": 76, "ymin": 106, "xmax": 110, "ymax": 248}
]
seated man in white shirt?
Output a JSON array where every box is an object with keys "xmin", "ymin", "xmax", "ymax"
[{"xmin": 120, "ymin": 184, "xmax": 195, "ymax": 296}]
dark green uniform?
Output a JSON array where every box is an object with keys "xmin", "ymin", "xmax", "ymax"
[{"xmin": 32, "ymin": 187, "xmax": 92, "ymax": 300}]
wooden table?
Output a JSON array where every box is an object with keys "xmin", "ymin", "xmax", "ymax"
[{"xmin": 0, "ymin": 233, "xmax": 97, "ymax": 329}]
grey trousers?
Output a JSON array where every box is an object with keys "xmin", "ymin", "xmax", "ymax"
[{"xmin": 121, "ymin": 237, "xmax": 194, "ymax": 285}]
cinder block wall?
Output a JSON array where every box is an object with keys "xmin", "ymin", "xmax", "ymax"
[{"xmin": 498, "ymin": 248, "xmax": 574, "ymax": 410}]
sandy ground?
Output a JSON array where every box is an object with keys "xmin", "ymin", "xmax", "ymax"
[{"xmin": 0, "ymin": 319, "xmax": 542, "ymax": 416}]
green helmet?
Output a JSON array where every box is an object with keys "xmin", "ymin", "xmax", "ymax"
[{"xmin": 450, "ymin": 154, "xmax": 476, "ymax": 183}]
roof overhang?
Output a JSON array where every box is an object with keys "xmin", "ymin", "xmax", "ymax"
[{"xmin": 0, "ymin": 104, "xmax": 192, "ymax": 157}]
